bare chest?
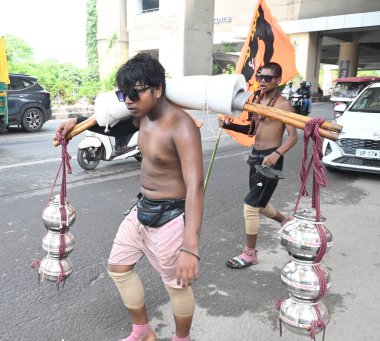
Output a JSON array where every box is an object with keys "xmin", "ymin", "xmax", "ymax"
[{"xmin": 138, "ymin": 124, "xmax": 178, "ymax": 166}]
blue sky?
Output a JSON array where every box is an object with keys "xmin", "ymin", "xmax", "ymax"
[{"xmin": 1, "ymin": 0, "xmax": 88, "ymax": 68}]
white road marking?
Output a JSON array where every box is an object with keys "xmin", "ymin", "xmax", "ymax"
[
  {"xmin": 0, "ymin": 158, "xmax": 61, "ymax": 170},
  {"xmin": 1, "ymin": 133, "xmax": 237, "ymax": 171}
]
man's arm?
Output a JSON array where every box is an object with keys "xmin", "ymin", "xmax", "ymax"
[
  {"xmin": 263, "ymin": 99, "xmax": 298, "ymax": 167},
  {"xmin": 276, "ymin": 100, "xmax": 298, "ymax": 155},
  {"xmin": 78, "ymin": 116, "xmax": 139, "ymax": 136},
  {"xmin": 174, "ymin": 113, "xmax": 204, "ymax": 287},
  {"xmin": 218, "ymin": 116, "xmax": 251, "ymax": 134},
  {"xmin": 55, "ymin": 116, "xmax": 139, "ymax": 140}
]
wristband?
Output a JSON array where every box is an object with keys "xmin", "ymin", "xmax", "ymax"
[
  {"xmin": 274, "ymin": 150, "xmax": 282, "ymax": 156},
  {"xmin": 180, "ymin": 248, "xmax": 200, "ymax": 261}
]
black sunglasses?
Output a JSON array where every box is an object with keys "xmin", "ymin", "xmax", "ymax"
[
  {"xmin": 115, "ymin": 86, "xmax": 151, "ymax": 102},
  {"xmin": 255, "ymin": 74, "xmax": 277, "ymax": 83}
]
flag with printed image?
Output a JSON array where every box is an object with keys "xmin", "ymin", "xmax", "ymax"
[{"xmin": 222, "ymin": 0, "xmax": 297, "ymax": 146}]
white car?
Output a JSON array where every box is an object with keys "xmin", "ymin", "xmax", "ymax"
[{"xmin": 322, "ymin": 82, "xmax": 380, "ymax": 174}]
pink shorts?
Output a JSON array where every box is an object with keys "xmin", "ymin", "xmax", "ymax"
[{"xmin": 108, "ymin": 207, "xmax": 185, "ymax": 288}]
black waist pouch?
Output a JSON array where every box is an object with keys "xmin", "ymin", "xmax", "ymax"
[
  {"xmin": 137, "ymin": 197, "xmax": 185, "ymax": 228},
  {"xmin": 247, "ymin": 154, "xmax": 264, "ymax": 167}
]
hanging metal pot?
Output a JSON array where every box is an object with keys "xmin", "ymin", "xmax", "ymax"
[
  {"xmin": 281, "ymin": 258, "xmax": 331, "ymax": 301},
  {"xmin": 42, "ymin": 230, "xmax": 75, "ymax": 257},
  {"xmin": 279, "ymin": 296, "xmax": 329, "ymax": 337},
  {"xmin": 280, "ymin": 208, "xmax": 333, "ymax": 260},
  {"xmin": 38, "ymin": 255, "xmax": 73, "ymax": 283},
  {"xmin": 42, "ymin": 194, "xmax": 76, "ymax": 231}
]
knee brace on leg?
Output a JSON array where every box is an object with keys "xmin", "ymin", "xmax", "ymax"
[
  {"xmin": 165, "ymin": 285, "xmax": 195, "ymax": 317},
  {"xmin": 108, "ymin": 270, "xmax": 145, "ymax": 310},
  {"xmin": 260, "ymin": 204, "xmax": 277, "ymax": 219},
  {"xmin": 244, "ymin": 204, "xmax": 260, "ymax": 235}
]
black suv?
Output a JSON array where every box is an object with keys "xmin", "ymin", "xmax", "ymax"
[{"xmin": 7, "ymin": 74, "xmax": 52, "ymax": 132}]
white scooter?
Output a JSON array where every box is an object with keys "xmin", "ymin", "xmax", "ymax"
[{"xmin": 77, "ymin": 130, "xmax": 142, "ymax": 170}]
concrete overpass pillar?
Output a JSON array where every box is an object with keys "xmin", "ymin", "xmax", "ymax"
[
  {"xmin": 290, "ymin": 32, "xmax": 321, "ymax": 93},
  {"xmin": 159, "ymin": 0, "xmax": 215, "ymax": 77},
  {"xmin": 338, "ymin": 41, "xmax": 359, "ymax": 78},
  {"xmin": 97, "ymin": 0, "xmax": 129, "ymax": 81}
]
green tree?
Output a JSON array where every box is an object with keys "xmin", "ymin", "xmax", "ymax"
[
  {"xmin": 86, "ymin": 0, "xmax": 99, "ymax": 82},
  {"xmin": 5, "ymin": 35, "xmax": 34, "ymax": 67}
]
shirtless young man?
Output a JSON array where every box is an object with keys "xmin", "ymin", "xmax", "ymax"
[
  {"xmin": 56, "ymin": 53, "xmax": 204, "ymax": 341},
  {"xmin": 218, "ymin": 62, "xmax": 298, "ymax": 269}
]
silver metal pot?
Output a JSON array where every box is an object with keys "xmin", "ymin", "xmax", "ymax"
[
  {"xmin": 280, "ymin": 208, "xmax": 333, "ymax": 260},
  {"xmin": 279, "ymin": 296, "xmax": 329, "ymax": 336},
  {"xmin": 42, "ymin": 194, "xmax": 76, "ymax": 231},
  {"xmin": 39, "ymin": 255, "xmax": 73, "ymax": 283},
  {"xmin": 281, "ymin": 258, "xmax": 331, "ymax": 300},
  {"xmin": 42, "ymin": 230, "xmax": 75, "ymax": 257}
]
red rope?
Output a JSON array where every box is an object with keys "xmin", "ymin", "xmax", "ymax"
[
  {"xmin": 55, "ymin": 133, "xmax": 72, "ymax": 285},
  {"xmin": 309, "ymin": 305, "xmax": 326, "ymax": 339},
  {"xmin": 31, "ymin": 133, "xmax": 72, "ymax": 285},
  {"xmin": 291, "ymin": 118, "xmax": 329, "ymax": 335},
  {"xmin": 294, "ymin": 118, "xmax": 327, "ymax": 215}
]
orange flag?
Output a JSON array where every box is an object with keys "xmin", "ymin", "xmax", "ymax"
[{"xmin": 222, "ymin": 0, "xmax": 297, "ymax": 146}]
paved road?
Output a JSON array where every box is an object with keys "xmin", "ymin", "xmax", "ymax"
[{"xmin": 1, "ymin": 102, "xmax": 379, "ymax": 341}]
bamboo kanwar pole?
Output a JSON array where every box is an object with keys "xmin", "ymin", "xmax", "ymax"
[
  {"xmin": 54, "ymin": 99, "xmax": 340, "ymax": 147},
  {"xmin": 245, "ymin": 102, "xmax": 342, "ymax": 133},
  {"xmin": 53, "ymin": 117, "xmax": 97, "ymax": 147},
  {"xmin": 243, "ymin": 103, "xmax": 339, "ymax": 141}
]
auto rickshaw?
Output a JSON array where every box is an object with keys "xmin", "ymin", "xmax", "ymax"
[{"xmin": 0, "ymin": 36, "xmax": 9, "ymax": 133}]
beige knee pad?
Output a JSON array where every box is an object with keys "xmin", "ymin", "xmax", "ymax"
[
  {"xmin": 244, "ymin": 204, "xmax": 260, "ymax": 235},
  {"xmin": 165, "ymin": 285, "xmax": 195, "ymax": 317},
  {"xmin": 108, "ymin": 270, "xmax": 145, "ymax": 310},
  {"xmin": 260, "ymin": 204, "xmax": 277, "ymax": 219}
]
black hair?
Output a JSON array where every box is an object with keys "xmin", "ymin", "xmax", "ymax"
[
  {"xmin": 116, "ymin": 53, "xmax": 166, "ymax": 94},
  {"xmin": 261, "ymin": 62, "xmax": 282, "ymax": 78}
]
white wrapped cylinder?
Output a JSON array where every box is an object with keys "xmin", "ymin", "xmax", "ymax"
[
  {"xmin": 94, "ymin": 91, "xmax": 131, "ymax": 128},
  {"xmin": 94, "ymin": 74, "xmax": 246, "ymax": 128},
  {"xmin": 166, "ymin": 74, "xmax": 246, "ymax": 115}
]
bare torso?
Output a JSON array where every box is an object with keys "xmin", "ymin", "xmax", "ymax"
[
  {"xmin": 254, "ymin": 94, "xmax": 292, "ymax": 150},
  {"xmin": 136, "ymin": 103, "xmax": 202, "ymax": 200}
]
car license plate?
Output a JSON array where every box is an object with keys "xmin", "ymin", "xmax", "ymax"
[{"xmin": 355, "ymin": 149, "xmax": 380, "ymax": 159}]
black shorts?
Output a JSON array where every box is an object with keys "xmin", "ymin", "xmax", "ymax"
[{"xmin": 244, "ymin": 147, "xmax": 284, "ymax": 207}]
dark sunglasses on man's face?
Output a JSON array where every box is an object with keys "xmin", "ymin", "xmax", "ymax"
[
  {"xmin": 115, "ymin": 86, "xmax": 151, "ymax": 102},
  {"xmin": 255, "ymin": 74, "xmax": 277, "ymax": 83}
]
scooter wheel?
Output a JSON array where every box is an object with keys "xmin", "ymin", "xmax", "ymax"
[{"xmin": 77, "ymin": 148, "xmax": 101, "ymax": 170}]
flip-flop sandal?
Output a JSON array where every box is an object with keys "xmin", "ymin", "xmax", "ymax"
[{"xmin": 226, "ymin": 256, "xmax": 257, "ymax": 269}]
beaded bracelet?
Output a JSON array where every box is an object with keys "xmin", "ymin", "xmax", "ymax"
[{"xmin": 180, "ymin": 248, "xmax": 200, "ymax": 261}]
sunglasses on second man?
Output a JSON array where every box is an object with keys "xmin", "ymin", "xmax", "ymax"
[
  {"xmin": 115, "ymin": 86, "xmax": 151, "ymax": 102},
  {"xmin": 255, "ymin": 74, "xmax": 278, "ymax": 83}
]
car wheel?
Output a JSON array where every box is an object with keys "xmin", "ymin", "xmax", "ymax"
[
  {"xmin": 77, "ymin": 148, "xmax": 102, "ymax": 170},
  {"xmin": 21, "ymin": 108, "xmax": 44, "ymax": 132}
]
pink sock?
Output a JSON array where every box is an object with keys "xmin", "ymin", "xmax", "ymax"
[
  {"xmin": 239, "ymin": 247, "xmax": 256, "ymax": 263},
  {"xmin": 172, "ymin": 335, "xmax": 191, "ymax": 341},
  {"xmin": 122, "ymin": 323, "xmax": 150, "ymax": 341}
]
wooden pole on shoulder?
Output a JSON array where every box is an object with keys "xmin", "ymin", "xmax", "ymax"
[{"xmin": 243, "ymin": 102, "xmax": 340, "ymax": 141}]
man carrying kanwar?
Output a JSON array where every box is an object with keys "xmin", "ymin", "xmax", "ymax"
[
  {"xmin": 218, "ymin": 62, "xmax": 298, "ymax": 269},
  {"xmin": 56, "ymin": 53, "xmax": 204, "ymax": 341}
]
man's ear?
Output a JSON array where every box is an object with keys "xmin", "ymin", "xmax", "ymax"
[
  {"xmin": 155, "ymin": 85, "xmax": 163, "ymax": 99},
  {"xmin": 277, "ymin": 77, "xmax": 282, "ymax": 86}
]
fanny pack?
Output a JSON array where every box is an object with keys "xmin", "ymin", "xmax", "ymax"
[
  {"xmin": 247, "ymin": 154, "xmax": 264, "ymax": 167},
  {"xmin": 136, "ymin": 196, "xmax": 185, "ymax": 228}
]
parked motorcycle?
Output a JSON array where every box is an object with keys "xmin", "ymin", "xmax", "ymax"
[
  {"xmin": 289, "ymin": 94, "xmax": 310, "ymax": 116},
  {"xmin": 77, "ymin": 130, "xmax": 141, "ymax": 170}
]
